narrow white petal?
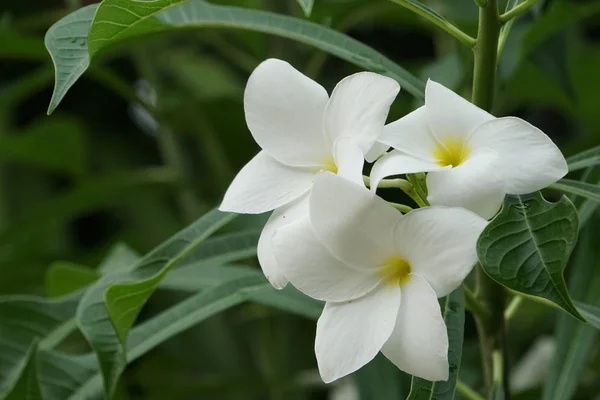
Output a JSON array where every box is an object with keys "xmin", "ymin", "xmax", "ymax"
[
  {"xmin": 324, "ymin": 72, "xmax": 400, "ymax": 155},
  {"xmin": 370, "ymin": 150, "xmax": 449, "ymax": 192},
  {"xmin": 379, "ymin": 106, "xmax": 439, "ymax": 162},
  {"xmin": 468, "ymin": 117, "xmax": 568, "ymax": 194},
  {"xmin": 425, "ymin": 80, "xmax": 494, "ymax": 143},
  {"xmin": 244, "ymin": 59, "xmax": 330, "ymax": 167},
  {"xmin": 381, "ymin": 274, "xmax": 449, "ymax": 381},
  {"xmin": 365, "ymin": 141, "xmax": 390, "ymax": 163},
  {"xmin": 220, "ymin": 151, "xmax": 316, "ymax": 214},
  {"xmin": 394, "ymin": 207, "xmax": 487, "ymax": 297},
  {"xmin": 333, "ymin": 137, "xmax": 365, "ymax": 185},
  {"xmin": 316, "ymin": 283, "xmax": 401, "ymax": 383},
  {"xmin": 426, "ymin": 150, "xmax": 506, "ymax": 220},
  {"xmin": 310, "ymin": 172, "xmax": 401, "ymax": 269},
  {"xmin": 257, "ymin": 196, "xmax": 309, "ymax": 289},
  {"xmin": 273, "ymin": 217, "xmax": 382, "ymax": 302}
]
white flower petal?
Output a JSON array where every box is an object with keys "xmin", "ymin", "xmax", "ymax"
[
  {"xmin": 468, "ymin": 117, "xmax": 568, "ymax": 194},
  {"xmin": 370, "ymin": 150, "xmax": 449, "ymax": 192},
  {"xmin": 244, "ymin": 59, "xmax": 330, "ymax": 167},
  {"xmin": 324, "ymin": 72, "xmax": 400, "ymax": 155},
  {"xmin": 257, "ymin": 195, "xmax": 309, "ymax": 289},
  {"xmin": 426, "ymin": 150, "xmax": 506, "ymax": 220},
  {"xmin": 273, "ymin": 217, "xmax": 382, "ymax": 302},
  {"xmin": 381, "ymin": 274, "xmax": 449, "ymax": 381},
  {"xmin": 379, "ymin": 106, "xmax": 439, "ymax": 162},
  {"xmin": 365, "ymin": 141, "xmax": 390, "ymax": 163},
  {"xmin": 333, "ymin": 137, "xmax": 365, "ymax": 186},
  {"xmin": 310, "ymin": 172, "xmax": 401, "ymax": 269},
  {"xmin": 425, "ymin": 80, "xmax": 494, "ymax": 143},
  {"xmin": 220, "ymin": 151, "xmax": 316, "ymax": 214},
  {"xmin": 316, "ymin": 283, "xmax": 401, "ymax": 383},
  {"xmin": 394, "ymin": 207, "xmax": 487, "ymax": 297}
]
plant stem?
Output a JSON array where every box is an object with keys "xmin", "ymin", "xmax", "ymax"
[
  {"xmin": 471, "ymin": 1, "xmax": 510, "ymax": 398},
  {"xmin": 464, "ymin": 284, "xmax": 492, "ymax": 322},
  {"xmin": 504, "ymin": 295, "xmax": 523, "ymax": 321},
  {"xmin": 457, "ymin": 380, "xmax": 486, "ymax": 400},
  {"xmin": 499, "ymin": 0, "xmax": 542, "ymax": 24},
  {"xmin": 363, "ymin": 176, "xmax": 428, "ymax": 208},
  {"xmin": 387, "ymin": 202, "xmax": 414, "ymax": 213},
  {"xmin": 389, "ymin": 0, "xmax": 477, "ymax": 48}
]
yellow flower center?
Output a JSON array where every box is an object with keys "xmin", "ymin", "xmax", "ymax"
[
  {"xmin": 380, "ymin": 256, "xmax": 412, "ymax": 286},
  {"xmin": 433, "ymin": 137, "xmax": 471, "ymax": 167},
  {"xmin": 322, "ymin": 157, "xmax": 338, "ymax": 174}
]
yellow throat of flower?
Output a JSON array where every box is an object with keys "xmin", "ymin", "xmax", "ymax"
[
  {"xmin": 433, "ymin": 137, "xmax": 471, "ymax": 167},
  {"xmin": 380, "ymin": 256, "xmax": 412, "ymax": 286},
  {"xmin": 322, "ymin": 157, "xmax": 338, "ymax": 174}
]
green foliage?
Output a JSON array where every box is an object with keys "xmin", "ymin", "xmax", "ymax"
[
  {"xmin": 45, "ymin": 262, "xmax": 99, "ymax": 298},
  {"xmin": 407, "ymin": 288, "xmax": 464, "ymax": 400},
  {"xmin": 550, "ymin": 179, "xmax": 600, "ymax": 203},
  {"xmin": 542, "ymin": 224, "xmax": 600, "ymax": 400},
  {"xmin": 295, "ymin": 0, "xmax": 314, "ymax": 17},
  {"xmin": 477, "ymin": 193, "xmax": 583, "ymax": 321},
  {"xmin": 45, "ymin": 0, "xmax": 425, "ymax": 113}
]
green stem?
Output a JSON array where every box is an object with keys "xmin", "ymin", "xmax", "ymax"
[
  {"xmin": 387, "ymin": 202, "xmax": 414, "ymax": 213},
  {"xmin": 504, "ymin": 295, "xmax": 523, "ymax": 321},
  {"xmin": 389, "ymin": 0, "xmax": 477, "ymax": 48},
  {"xmin": 471, "ymin": 1, "xmax": 509, "ymax": 398},
  {"xmin": 499, "ymin": 0, "xmax": 542, "ymax": 24},
  {"xmin": 492, "ymin": 350, "xmax": 503, "ymax": 383},
  {"xmin": 457, "ymin": 380, "xmax": 486, "ymax": 400},
  {"xmin": 464, "ymin": 285, "xmax": 492, "ymax": 322},
  {"xmin": 363, "ymin": 176, "xmax": 428, "ymax": 208}
]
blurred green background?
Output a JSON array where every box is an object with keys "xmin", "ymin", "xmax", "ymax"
[{"xmin": 1, "ymin": 0, "xmax": 600, "ymax": 398}]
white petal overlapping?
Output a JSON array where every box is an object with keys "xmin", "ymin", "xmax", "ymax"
[
  {"xmin": 310, "ymin": 172, "xmax": 401, "ymax": 269},
  {"xmin": 257, "ymin": 195, "xmax": 309, "ymax": 289},
  {"xmin": 468, "ymin": 117, "xmax": 568, "ymax": 194},
  {"xmin": 244, "ymin": 59, "xmax": 330, "ymax": 167},
  {"xmin": 394, "ymin": 207, "xmax": 487, "ymax": 297},
  {"xmin": 426, "ymin": 150, "xmax": 505, "ymax": 220},
  {"xmin": 324, "ymin": 72, "xmax": 400, "ymax": 155},
  {"xmin": 370, "ymin": 151, "xmax": 448, "ymax": 192},
  {"xmin": 424, "ymin": 80, "xmax": 494, "ymax": 144},
  {"xmin": 381, "ymin": 274, "xmax": 449, "ymax": 381},
  {"xmin": 316, "ymin": 283, "xmax": 401, "ymax": 383},
  {"xmin": 220, "ymin": 151, "xmax": 317, "ymax": 214},
  {"xmin": 272, "ymin": 216, "xmax": 382, "ymax": 302}
]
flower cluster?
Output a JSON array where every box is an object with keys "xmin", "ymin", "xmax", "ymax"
[{"xmin": 219, "ymin": 59, "xmax": 567, "ymax": 383}]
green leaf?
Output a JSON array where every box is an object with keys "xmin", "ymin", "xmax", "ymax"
[
  {"xmin": 295, "ymin": 0, "xmax": 314, "ymax": 17},
  {"xmin": 177, "ymin": 229, "xmax": 260, "ymax": 267},
  {"xmin": 550, "ymin": 179, "xmax": 600, "ymax": 203},
  {"xmin": 542, "ymin": 224, "xmax": 600, "ymax": 400},
  {"xmin": 0, "ymin": 116, "xmax": 87, "ymax": 176},
  {"xmin": 390, "ymin": 0, "xmax": 448, "ymax": 25},
  {"xmin": 407, "ymin": 288, "xmax": 464, "ymax": 400},
  {"xmin": 46, "ymin": 0, "xmax": 424, "ymax": 113},
  {"xmin": 0, "ymin": 294, "xmax": 80, "ymax": 399},
  {"xmin": 97, "ymin": 243, "xmax": 141, "ymax": 275},
  {"xmin": 76, "ymin": 209, "xmax": 236, "ymax": 398},
  {"xmin": 477, "ymin": 192, "xmax": 583, "ymax": 321},
  {"xmin": 44, "ymin": 4, "xmax": 99, "ymax": 114},
  {"xmin": 566, "ymin": 145, "xmax": 600, "ymax": 172},
  {"xmin": 575, "ymin": 301, "xmax": 600, "ymax": 329},
  {"xmin": 46, "ymin": 262, "xmax": 99, "ymax": 298},
  {"xmin": 1, "ymin": 341, "xmax": 42, "ymax": 400}
]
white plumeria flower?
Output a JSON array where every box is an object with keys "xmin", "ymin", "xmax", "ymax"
[
  {"xmin": 370, "ymin": 79, "xmax": 568, "ymax": 219},
  {"xmin": 219, "ymin": 58, "xmax": 400, "ymax": 289},
  {"xmin": 272, "ymin": 172, "xmax": 486, "ymax": 383}
]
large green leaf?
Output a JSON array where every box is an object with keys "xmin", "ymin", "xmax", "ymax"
[
  {"xmin": 407, "ymin": 288, "xmax": 464, "ymax": 400},
  {"xmin": 1, "ymin": 341, "xmax": 41, "ymax": 400},
  {"xmin": 44, "ymin": 4, "xmax": 99, "ymax": 114},
  {"xmin": 575, "ymin": 301, "xmax": 600, "ymax": 330},
  {"xmin": 542, "ymin": 224, "xmax": 600, "ymax": 400},
  {"xmin": 76, "ymin": 209, "xmax": 236, "ymax": 398},
  {"xmin": 46, "ymin": 262, "xmax": 99, "ymax": 298},
  {"xmin": 550, "ymin": 179, "xmax": 600, "ymax": 203},
  {"xmin": 477, "ymin": 192, "xmax": 583, "ymax": 321},
  {"xmin": 46, "ymin": 0, "xmax": 424, "ymax": 112}
]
